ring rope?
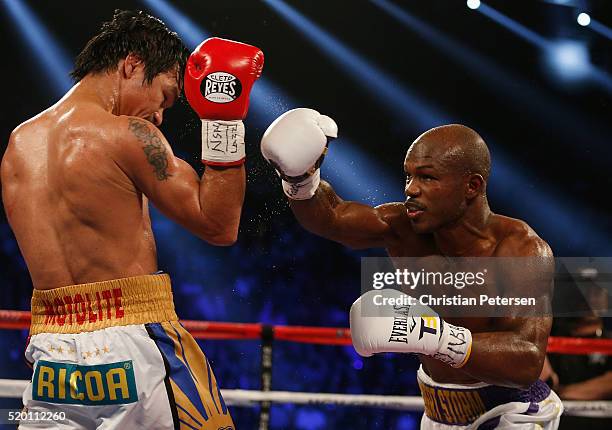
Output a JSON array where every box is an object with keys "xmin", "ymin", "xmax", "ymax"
[
  {"xmin": 0, "ymin": 310, "xmax": 610, "ymax": 354},
  {"xmin": 0, "ymin": 379, "xmax": 609, "ymax": 418}
]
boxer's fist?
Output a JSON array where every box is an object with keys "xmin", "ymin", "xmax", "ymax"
[
  {"xmin": 185, "ymin": 38, "xmax": 264, "ymax": 166},
  {"xmin": 350, "ymin": 289, "xmax": 472, "ymax": 368},
  {"xmin": 261, "ymin": 108, "xmax": 337, "ymax": 200}
]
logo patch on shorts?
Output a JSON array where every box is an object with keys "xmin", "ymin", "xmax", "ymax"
[
  {"xmin": 202, "ymin": 72, "xmax": 242, "ymax": 103},
  {"xmin": 32, "ymin": 360, "xmax": 138, "ymax": 405}
]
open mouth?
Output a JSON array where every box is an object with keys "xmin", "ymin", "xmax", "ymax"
[
  {"xmin": 406, "ymin": 208, "xmax": 424, "ymax": 219},
  {"xmin": 404, "ymin": 202, "xmax": 425, "ymax": 219}
]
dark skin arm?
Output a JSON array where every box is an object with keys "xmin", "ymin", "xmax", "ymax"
[
  {"xmin": 456, "ymin": 235, "xmax": 554, "ymax": 389},
  {"xmin": 115, "ymin": 116, "xmax": 245, "ymax": 245},
  {"xmin": 290, "ymin": 180, "xmax": 402, "ymax": 249}
]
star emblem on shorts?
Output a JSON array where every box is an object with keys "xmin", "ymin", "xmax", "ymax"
[
  {"xmin": 57, "ymin": 346, "xmax": 63, "ymax": 354},
  {"xmin": 103, "ymin": 345, "xmax": 110, "ymax": 353},
  {"xmin": 95, "ymin": 348, "xmax": 101, "ymax": 356}
]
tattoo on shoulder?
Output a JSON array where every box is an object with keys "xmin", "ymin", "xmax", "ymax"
[{"xmin": 128, "ymin": 118, "xmax": 172, "ymax": 181}]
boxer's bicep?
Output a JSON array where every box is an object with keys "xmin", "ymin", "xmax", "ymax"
[
  {"xmin": 290, "ymin": 181, "xmax": 397, "ymax": 248},
  {"xmin": 115, "ymin": 117, "xmax": 210, "ymax": 236},
  {"xmin": 331, "ymin": 202, "xmax": 399, "ymax": 249}
]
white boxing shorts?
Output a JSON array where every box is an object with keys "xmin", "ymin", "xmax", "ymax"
[
  {"xmin": 20, "ymin": 273, "xmax": 234, "ymax": 430},
  {"xmin": 418, "ymin": 366, "xmax": 563, "ymax": 430}
]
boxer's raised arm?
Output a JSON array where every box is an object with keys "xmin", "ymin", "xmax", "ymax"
[
  {"xmin": 115, "ymin": 38, "xmax": 262, "ymax": 245},
  {"xmin": 262, "ymin": 108, "xmax": 403, "ymax": 249},
  {"xmin": 116, "ymin": 116, "xmax": 245, "ymax": 246},
  {"xmin": 290, "ymin": 181, "xmax": 400, "ymax": 249}
]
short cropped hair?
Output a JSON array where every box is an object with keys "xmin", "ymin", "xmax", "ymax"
[{"xmin": 71, "ymin": 10, "xmax": 189, "ymax": 85}]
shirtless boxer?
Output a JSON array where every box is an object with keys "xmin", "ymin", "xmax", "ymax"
[
  {"xmin": 261, "ymin": 109, "xmax": 563, "ymax": 429},
  {"xmin": 1, "ymin": 10, "xmax": 263, "ymax": 429}
]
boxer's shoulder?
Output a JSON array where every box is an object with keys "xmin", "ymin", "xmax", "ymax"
[{"xmin": 491, "ymin": 214, "xmax": 552, "ymax": 258}]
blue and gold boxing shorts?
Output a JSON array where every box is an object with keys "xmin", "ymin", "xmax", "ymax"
[{"xmin": 21, "ymin": 273, "xmax": 234, "ymax": 430}]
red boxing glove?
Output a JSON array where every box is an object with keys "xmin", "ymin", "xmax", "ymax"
[{"xmin": 185, "ymin": 38, "xmax": 264, "ymax": 166}]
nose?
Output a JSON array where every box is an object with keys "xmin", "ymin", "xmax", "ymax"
[
  {"xmin": 152, "ymin": 110, "xmax": 163, "ymax": 126},
  {"xmin": 405, "ymin": 177, "xmax": 420, "ymax": 198}
]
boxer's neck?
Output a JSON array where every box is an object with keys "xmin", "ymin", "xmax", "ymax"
[
  {"xmin": 433, "ymin": 197, "xmax": 492, "ymax": 256},
  {"xmin": 71, "ymin": 72, "xmax": 123, "ymax": 115}
]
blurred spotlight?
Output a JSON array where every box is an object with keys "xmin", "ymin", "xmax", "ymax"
[
  {"xmin": 576, "ymin": 12, "xmax": 591, "ymax": 27},
  {"xmin": 478, "ymin": 4, "xmax": 612, "ymax": 92},
  {"xmin": 370, "ymin": 0, "xmax": 612, "ymax": 162},
  {"xmin": 466, "ymin": 0, "xmax": 481, "ymax": 10},
  {"xmin": 3, "ymin": 0, "xmax": 73, "ymax": 96},
  {"xmin": 262, "ymin": 0, "xmax": 452, "ymax": 130},
  {"xmin": 545, "ymin": 40, "xmax": 590, "ymax": 82},
  {"xmin": 140, "ymin": 0, "xmax": 208, "ymax": 48},
  {"xmin": 590, "ymin": 19, "xmax": 612, "ymax": 41},
  {"xmin": 478, "ymin": 3, "xmax": 548, "ymax": 48}
]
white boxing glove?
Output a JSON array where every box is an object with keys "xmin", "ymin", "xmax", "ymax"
[
  {"xmin": 350, "ymin": 289, "xmax": 472, "ymax": 368},
  {"xmin": 261, "ymin": 108, "xmax": 337, "ymax": 200}
]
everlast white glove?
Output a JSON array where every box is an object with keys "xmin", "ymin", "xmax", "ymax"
[
  {"xmin": 350, "ymin": 289, "xmax": 472, "ymax": 368},
  {"xmin": 261, "ymin": 108, "xmax": 337, "ymax": 200}
]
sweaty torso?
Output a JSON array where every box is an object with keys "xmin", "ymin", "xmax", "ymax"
[
  {"xmin": 1, "ymin": 95, "xmax": 157, "ymax": 290},
  {"xmin": 383, "ymin": 206, "xmax": 534, "ymax": 384}
]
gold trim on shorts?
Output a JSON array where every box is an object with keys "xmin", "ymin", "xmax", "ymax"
[{"xmin": 30, "ymin": 274, "xmax": 178, "ymax": 335}]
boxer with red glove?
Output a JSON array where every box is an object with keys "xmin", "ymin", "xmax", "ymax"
[
  {"xmin": 6, "ymin": 9, "xmax": 264, "ymax": 429},
  {"xmin": 185, "ymin": 37, "xmax": 264, "ymax": 166}
]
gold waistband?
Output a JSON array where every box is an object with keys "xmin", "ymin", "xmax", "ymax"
[
  {"xmin": 30, "ymin": 274, "xmax": 178, "ymax": 335},
  {"xmin": 418, "ymin": 379, "xmax": 487, "ymax": 426}
]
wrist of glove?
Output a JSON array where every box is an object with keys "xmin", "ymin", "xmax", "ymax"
[
  {"xmin": 201, "ymin": 119, "xmax": 246, "ymax": 166},
  {"xmin": 281, "ymin": 169, "xmax": 321, "ymax": 200},
  {"xmin": 350, "ymin": 289, "xmax": 472, "ymax": 368}
]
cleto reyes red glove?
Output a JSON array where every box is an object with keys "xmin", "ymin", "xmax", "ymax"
[{"xmin": 184, "ymin": 37, "xmax": 264, "ymax": 166}]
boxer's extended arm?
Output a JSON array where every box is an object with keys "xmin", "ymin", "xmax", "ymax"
[
  {"xmin": 117, "ymin": 117, "xmax": 245, "ymax": 246},
  {"xmin": 290, "ymin": 181, "xmax": 400, "ymax": 249},
  {"xmin": 455, "ymin": 235, "xmax": 554, "ymax": 388},
  {"xmin": 261, "ymin": 109, "xmax": 404, "ymax": 249}
]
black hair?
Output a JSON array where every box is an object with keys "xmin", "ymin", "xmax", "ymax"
[{"xmin": 71, "ymin": 10, "xmax": 189, "ymax": 86}]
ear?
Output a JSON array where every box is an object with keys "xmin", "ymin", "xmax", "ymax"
[
  {"xmin": 465, "ymin": 174, "xmax": 484, "ymax": 199},
  {"xmin": 121, "ymin": 53, "xmax": 144, "ymax": 79}
]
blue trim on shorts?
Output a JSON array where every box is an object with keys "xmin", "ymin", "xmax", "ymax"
[
  {"xmin": 147, "ymin": 323, "xmax": 209, "ymax": 422},
  {"xmin": 176, "ymin": 403, "xmax": 203, "ymax": 428},
  {"xmin": 205, "ymin": 356, "xmax": 220, "ymax": 415}
]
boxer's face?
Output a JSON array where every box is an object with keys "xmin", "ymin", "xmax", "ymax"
[
  {"xmin": 403, "ymin": 143, "xmax": 468, "ymax": 233},
  {"xmin": 120, "ymin": 57, "xmax": 181, "ymax": 126}
]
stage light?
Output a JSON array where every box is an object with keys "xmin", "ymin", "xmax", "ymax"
[
  {"xmin": 478, "ymin": 4, "xmax": 612, "ymax": 93},
  {"xmin": 140, "ymin": 0, "xmax": 208, "ymax": 48},
  {"xmin": 3, "ymin": 0, "xmax": 73, "ymax": 97},
  {"xmin": 545, "ymin": 40, "xmax": 590, "ymax": 82},
  {"xmin": 590, "ymin": 19, "xmax": 612, "ymax": 41},
  {"xmin": 467, "ymin": 0, "xmax": 481, "ymax": 10},
  {"xmin": 577, "ymin": 12, "xmax": 591, "ymax": 27},
  {"xmin": 370, "ymin": 0, "xmax": 612, "ymax": 161},
  {"xmin": 262, "ymin": 0, "xmax": 452, "ymax": 130}
]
